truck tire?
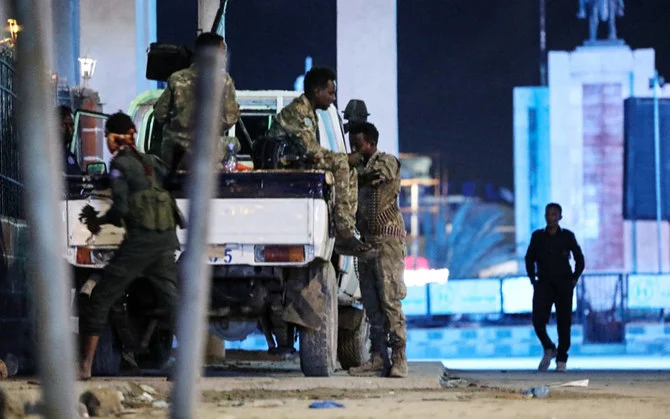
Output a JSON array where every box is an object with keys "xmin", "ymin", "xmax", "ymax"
[
  {"xmin": 91, "ymin": 327, "xmax": 121, "ymax": 376},
  {"xmin": 136, "ymin": 327, "xmax": 174, "ymax": 370},
  {"xmin": 337, "ymin": 307, "xmax": 371, "ymax": 370},
  {"xmin": 299, "ymin": 261, "xmax": 338, "ymax": 377}
]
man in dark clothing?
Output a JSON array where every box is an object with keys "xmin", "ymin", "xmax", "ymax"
[
  {"xmin": 58, "ymin": 105, "xmax": 82, "ymax": 175},
  {"xmin": 77, "ymin": 112, "xmax": 179, "ymax": 379},
  {"xmin": 525, "ymin": 202, "xmax": 585, "ymax": 372}
]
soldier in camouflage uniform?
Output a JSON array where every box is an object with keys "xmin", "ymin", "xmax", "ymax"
[
  {"xmin": 346, "ymin": 122, "xmax": 408, "ymax": 378},
  {"xmin": 268, "ymin": 66, "xmax": 375, "ymax": 258},
  {"xmin": 77, "ymin": 112, "xmax": 180, "ymax": 379},
  {"xmin": 154, "ymin": 32, "xmax": 240, "ymax": 173}
]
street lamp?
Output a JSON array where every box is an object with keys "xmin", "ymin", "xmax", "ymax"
[
  {"xmin": 7, "ymin": 19, "xmax": 19, "ymax": 42},
  {"xmin": 649, "ymin": 71, "xmax": 666, "ymax": 273},
  {"xmin": 78, "ymin": 56, "xmax": 96, "ymax": 87}
]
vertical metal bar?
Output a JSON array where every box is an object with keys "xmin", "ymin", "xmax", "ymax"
[
  {"xmin": 170, "ymin": 46, "xmax": 226, "ymax": 419},
  {"xmin": 410, "ymin": 182, "xmax": 419, "ymax": 269},
  {"xmin": 653, "ymin": 71, "xmax": 663, "ymax": 273},
  {"xmin": 539, "ymin": 0, "xmax": 547, "ymax": 86},
  {"xmin": 12, "ymin": 0, "xmax": 78, "ymax": 417}
]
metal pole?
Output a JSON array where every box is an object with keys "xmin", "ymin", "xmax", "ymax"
[
  {"xmin": 653, "ymin": 71, "xmax": 663, "ymax": 273},
  {"xmin": 12, "ymin": 0, "xmax": 78, "ymax": 417},
  {"xmin": 410, "ymin": 182, "xmax": 419, "ymax": 269},
  {"xmin": 170, "ymin": 47, "xmax": 226, "ymax": 419},
  {"xmin": 539, "ymin": 0, "xmax": 547, "ymax": 86}
]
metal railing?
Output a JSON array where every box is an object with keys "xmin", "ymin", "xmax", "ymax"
[
  {"xmin": 403, "ymin": 272, "xmax": 670, "ymax": 344},
  {"xmin": 0, "ymin": 47, "xmax": 22, "ymax": 219}
]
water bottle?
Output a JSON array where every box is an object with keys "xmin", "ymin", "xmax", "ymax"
[
  {"xmin": 522, "ymin": 386, "xmax": 549, "ymax": 398},
  {"xmin": 223, "ymin": 143, "xmax": 237, "ymax": 173}
]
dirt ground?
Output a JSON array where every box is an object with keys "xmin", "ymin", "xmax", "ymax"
[{"xmin": 2, "ymin": 351, "xmax": 670, "ymax": 418}]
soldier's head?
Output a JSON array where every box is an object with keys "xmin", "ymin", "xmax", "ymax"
[
  {"xmin": 105, "ymin": 111, "xmax": 136, "ymax": 154},
  {"xmin": 349, "ymin": 122, "xmax": 379, "ymax": 158},
  {"xmin": 58, "ymin": 105, "xmax": 74, "ymax": 144},
  {"xmin": 304, "ymin": 67, "xmax": 337, "ymax": 110},
  {"xmin": 545, "ymin": 202, "xmax": 563, "ymax": 228},
  {"xmin": 195, "ymin": 32, "xmax": 226, "ymax": 55}
]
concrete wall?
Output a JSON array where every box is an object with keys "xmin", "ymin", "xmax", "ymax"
[
  {"xmin": 79, "ymin": 0, "xmax": 156, "ymax": 113},
  {"xmin": 336, "ymin": 0, "xmax": 398, "ymax": 155},
  {"xmin": 546, "ymin": 45, "xmax": 670, "ymax": 273}
]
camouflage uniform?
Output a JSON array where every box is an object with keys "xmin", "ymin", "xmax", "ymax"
[
  {"xmin": 268, "ymin": 94, "xmax": 357, "ymax": 236},
  {"xmin": 153, "ymin": 64, "xmax": 240, "ymax": 169},
  {"xmin": 79, "ymin": 148, "xmax": 180, "ymax": 337},
  {"xmin": 350, "ymin": 151, "xmax": 408, "ymax": 377}
]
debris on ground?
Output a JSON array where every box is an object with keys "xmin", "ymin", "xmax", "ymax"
[
  {"xmin": 548, "ymin": 379, "xmax": 589, "ymax": 388},
  {"xmin": 522, "ymin": 386, "xmax": 550, "ymax": 398},
  {"xmin": 80, "ymin": 388, "xmax": 124, "ymax": 416},
  {"xmin": 439, "ymin": 369, "xmax": 474, "ymax": 388},
  {"xmin": 309, "ymin": 400, "xmax": 345, "ymax": 409}
]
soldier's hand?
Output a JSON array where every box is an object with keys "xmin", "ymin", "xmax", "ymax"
[
  {"xmin": 79, "ymin": 204, "xmax": 102, "ymax": 235},
  {"xmin": 347, "ymin": 152, "xmax": 363, "ymax": 167}
]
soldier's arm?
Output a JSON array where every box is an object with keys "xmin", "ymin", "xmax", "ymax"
[
  {"xmin": 221, "ymin": 75, "xmax": 240, "ymax": 132},
  {"xmin": 358, "ymin": 154, "xmax": 399, "ymax": 185},
  {"xmin": 153, "ymin": 81, "xmax": 173, "ymax": 125},
  {"xmin": 274, "ymin": 106, "xmax": 323, "ymax": 160},
  {"xmin": 98, "ymin": 159, "xmax": 130, "ymax": 226}
]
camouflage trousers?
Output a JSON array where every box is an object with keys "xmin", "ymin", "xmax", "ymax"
[
  {"xmin": 357, "ymin": 237, "xmax": 407, "ymax": 348},
  {"xmin": 318, "ymin": 149, "xmax": 358, "ymax": 237}
]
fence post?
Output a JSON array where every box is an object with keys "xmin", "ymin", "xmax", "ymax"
[
  {"xmin": 13, "ymin": 0, "xmax": 78, "ymax": 417},
  {"xmin": 170, "ymin": 46, "xmax": 226, "ymax": 419}
]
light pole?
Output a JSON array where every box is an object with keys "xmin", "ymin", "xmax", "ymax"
[
  {"xmin": 650, "ymin": 71, "xmax": 666, "ymax": 273},
  {"xmin": 539, "ymin": 0, "xmax": 547, "ymax": 86}
]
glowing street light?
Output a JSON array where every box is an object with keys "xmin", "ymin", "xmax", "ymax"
[
  {"xmin": 78, "ymin": 56, "xmax": 96, "ymax": 87},
  {"xmin": 7, "ymin": 19, "xmax": 19, "ymax": 42}
]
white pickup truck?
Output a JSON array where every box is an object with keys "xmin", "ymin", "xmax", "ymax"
[{"xmin": 62, "ymin": 90, "xmax": 370, "ymax": 377}]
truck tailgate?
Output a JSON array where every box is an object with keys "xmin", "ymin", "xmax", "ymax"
[{"xmin": 175, "ymin": 198, "xmax": 314, "ymax": 245}]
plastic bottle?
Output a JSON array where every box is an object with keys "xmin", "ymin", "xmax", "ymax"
[
  {"xmin": 522, "ymin": 385, "xmax": 549, "ymax": 398},
  {"xmin": 223, "ymin": 143, "xmax": 237, "ymax": 173}
]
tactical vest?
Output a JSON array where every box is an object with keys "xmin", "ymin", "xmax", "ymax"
[{"xmin": 127, "ymin": 160, "xmax": 177, "ymax": 232}]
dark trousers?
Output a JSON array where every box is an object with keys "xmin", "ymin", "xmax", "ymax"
[
  {"xmin": 532, "ymin": 278, "xmax": 574, "ymax": 362},
  {"xmin": 79, "ymin": 230, "xmax": 179, "ymax": 336}
]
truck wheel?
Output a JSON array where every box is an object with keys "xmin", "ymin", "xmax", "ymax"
[
  {"xmin": 136, "ymin": 327, "xmax": 174, "ymax": 370},
  {"xmin": 337, "ymin": 307, "xmax": 371, "ymax": 370},
  {"xmin": 91, "ymin": 327, "xmax": 121, "ymax": 376},
  {"xmin": 299, "ymin": 261, "xmax": 338, "ymax": 377}
]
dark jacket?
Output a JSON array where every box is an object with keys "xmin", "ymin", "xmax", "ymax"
[{"xmin": 525, "ymin": 227, "xmax": 585, "ymax": 281}]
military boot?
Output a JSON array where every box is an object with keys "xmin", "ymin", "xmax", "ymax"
[
  {"xmin": 389, "ymin": 344, "xmax": 408, "ymax": 378},
  {"xmin": 348, "ymin": 352, "xmax": 385, "ymax": 376}
]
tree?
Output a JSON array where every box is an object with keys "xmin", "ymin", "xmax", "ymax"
[{"xmin": 422, "ymin": 202, "xmax": 514, "ymax": 278}]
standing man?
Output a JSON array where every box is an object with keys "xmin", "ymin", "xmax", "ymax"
[
  {"xmin": 58, "ymin": 105, "xmax": 81, "ymax": 175},
  {"xmin": 525, "ymin": 203, "xmax": 585, "ymax": 372},
  {"xmin": 77, "ymin": 112, "xmax": 180, "ymax": 379},
  {"xmin": 153, "ymin": 32, "xmax": 240, "ymax": 173},
  {"xmin": 346, "ymin": 122, "xmax": 408, "ymax": 378},
  {"xmin": 269, "ymin": 66, "xmax": 375, "ymax": 259}
]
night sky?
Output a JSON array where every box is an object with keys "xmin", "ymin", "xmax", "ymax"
[{"xmin": 160, "ymin": 0, "xmax": 670, "ymax": 191}]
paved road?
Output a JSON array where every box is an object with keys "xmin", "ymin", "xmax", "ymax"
[{"xmin": 2, "ymin": 353, "xmax": 669, "ymax": 418}]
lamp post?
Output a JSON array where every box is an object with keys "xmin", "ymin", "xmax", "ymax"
[
  {"xmin": 78, "ymin": 56, "xmax": 96, "ymax": 87},
  {"xmin": 650, "ymin": 71, "xmax": 666, "ymax": 273}
]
